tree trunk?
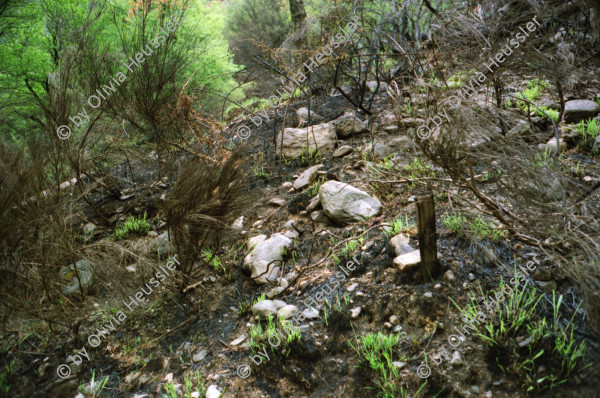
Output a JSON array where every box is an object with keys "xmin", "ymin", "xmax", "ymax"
[{"xmin": 288, "ymin": 0, "xmax": 307, "ymax": 29}]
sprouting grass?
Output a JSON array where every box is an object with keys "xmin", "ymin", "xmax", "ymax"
[
  {"xmin": 348, "ymin": 330, "xmax": 420, "ymax": 397},
  {"xmin": 253, "ymin": 166, "xmax": 272, "ymax": 179},
  {"xmin": 574, "ymin": 118, "xmax": 599, "ymax": 152},
  {"xmin": 201, "ymin": 248, "xmax": 226, "ymax": 274},
  {"xmin": 238, "ymin": 293, "xmax": 266, "ymax": 316},
  {"xmin": 535, "ymin": 106, "xmax": 560, "ymax": 123},
  {"xmin": 442, "ymin": 212, "xmax": 506, "ymax": 241},
  {"xmin": 114, "ymin": 212, "xmax": 150, "ymax": 240},
  {"xmin": 382, "ymin": 215, "xmax": 412, "ymax": 238},
  {"xmin": 451, "ymin": 271, "xmax": 590, "ymax": 392},
  {"xmin": 79, "ymin": 369, "xmax": 109, "ymax": 397},
  {"xmin": 249, "ymin": 316, "xmax": 301, "ymax": 358},
  {"xmin": 515, "ymin": 79, "xmax": 546, "ymax": 108}
]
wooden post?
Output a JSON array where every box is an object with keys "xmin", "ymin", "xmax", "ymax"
[{"xmin": 416, "ymin": 194, "xmax": 438, "ymax": 280}]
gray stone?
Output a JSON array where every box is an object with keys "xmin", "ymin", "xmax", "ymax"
[
  {"xmin": 319, "ymin": 181, "xmax": 382, "ymax": 225},
  {"xmin": 268, "ymin": 198, "xmax": 286, "ymax": 206},
  {"xmin": 424, "ymin": 292, "xmax": 433, "ymax": 299},
  {"xmin": 310, "ymin": 210, "xmax": 330, "ymax": 224},
  {"xmin": 366, "ymin": 81, "xmax": 389, "ymax": 93},
  {"xmin": 296, "ymin": 107, "xmax": 316, "ymax": 126},
  {"xmin": 276, "ymin": 124, "xmax": 337, "ymax": 158},
  {"xmin": 538, "ymin": 99, "xmax": 560, "ymax": 110},
  {"xmin": 59, "ymin": 260, "xmax": 94, "ymax": 296},
  {"xmin": 243, "ymin": 234, "xmax": 292, "ymax": 284},
  {"xmin": 564, "ymin": 100, "xmax": 600, "ymax": 123},
  {"xmin": 302, "ymin": 307, "xmax": 320, "ymax": 319},
  {"xmin": 251, "ymin": 300, "xmax": 279, "ymax": 320},
  {"xmin": 390, "ymin": 234, "xmax": 414, "ymax": 256},
  {"xmin": 369, "ymin": 136, "xmax": 412, "ymax": 158},
  {"xmin": 231, "ymin": 216, "xmax": 244, "ymax": 230},
  {"xmin": 507, "ymin": 120, "xmax": 533, "ymax": 137},
  {"xmin": 293, "ymin": 164, "xmax": 322, "ymax": 190},
  {"xmin": 444, "ymin": 270, "xmax": 456, "ymax": 282},
  {"xmin": 526, "ymin": 171, "xmax": 565, "ymax": 203},
  {"xmin": 389, "ymin": 315, "xmax": 399, "ymax": 325},
  {"xmin": 393, "ymin": 250, "xmax": 421, "ymax": 271},
  {"xmin": 192, "ymin": 349, "xmax": 207, "ymax": 362},
  {"xmin": 346, "ymin": 282, "xmax": 359, "ymax": 292},
  {"xmin": 538, "ymin": 137, "xmax": 567, "ymax": 154},
  {"xmin": 332, "ymin": 113, "xmax": 366, "ymax": 137},
  {"xmin": 82, "ymin": 223, "xmax": 96, "ymax": 235},
  {"xmin": 333, "ymin": 145, "xmax": 353, "ymax": 158},
  {"xmin": 277, "ymin": 304, "xmax": 299, "ymax": 320},
  {"xmin": 450, "ymin": 351, "xmax": 463, "ymax": 365},
  {"xmin": 307, "ymin": 196, "xmax": 321, "ymax": 211},
  {"xmin": 230, "ymin": 335, "xmax": 247, "ymax": 346}
]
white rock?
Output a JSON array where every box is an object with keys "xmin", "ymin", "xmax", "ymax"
[
  {"xmin": 350, "ymin": 307, "xmax": 362, "ymax": 318},
  {"xmin": 319, "ymin": 181, "xmax": 382, "ymax": 225},
  {"xmin": 393, "ymin": 250, "xmax": 421, "ymax": 271},
  {"xmin": 277, "ymin": 305, "xmax": 299, "ymax": 320},
  {"xmin": 390, "ymin": 234, "xmax": 414, "ymax": 256},
  {"xmin": 268, "ymin": 198, "xmax": 286, "ymax": 206},
  {"xmin": 293, "ymin": 164, "xmax": 322, "ymax": 190},
  {"xmin": 333, "ymin": 145, "xmax": 353, "ymax": 158},
  {"xmin": 243, "ymin": 234, "xmax": 292, "ymax": 284},
  {"xmin": 231, "ymin": 216, "xmax": 244, "ymax": 230},
  {"xmin": 251, "ymin": 300, "xmax": 279, "ymax": 320},
  {"xmin": 205, "ymin": 385, "xmax": 221, "ymax": 398},
  {"xmin": 276, "ymin": 124, "xmax": 337, "ymax": 158},
  {"xmin": 332, "ymin": 112, "xmax": 366, "ymax": 137}
]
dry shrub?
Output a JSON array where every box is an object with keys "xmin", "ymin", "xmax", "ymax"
[{"xmin": 164, "ymin": 147, "xmax": 251, "ymax": 283}]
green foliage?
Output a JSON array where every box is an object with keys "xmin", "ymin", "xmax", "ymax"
[
  {"xmin": 114, "ymin": 213, "xmax": 151, "ymax": 240},
  {"xmin": 224, "ymin": 0, "xmax": 290, "ymax": 67},
  {"xmin": 574, "ymin": 119, "xmax": 599, "ymax": 152},
  {"xmin": 515, "ymin": 79, "xmax": 546, "ymax": 108},
  {"xmin": 79, "ymin": 370, "xmax": 109, "ymax": 397},
  {"xmin": 382, "ymin": 215, "xmax": 412, "ymax": 238},
  {"xmin": 238, "ymin": 293, "xmax": 266, "ymax": 316},
  {"xmin": 452, "ymin": 273, "xmax": 590, "ymax": 392},
  {"xmin": 201, "ymin": 248, "xmax": 226, "ymax": 274},
  {"xmin": 348, "ymin": 330, "xmax": 409, "ymax": 397},
  {"xmin": 535, "ymin": 106, "xmax": 560, "ymax": 123},
  {"xmin": 253, "ymin": 165, "xmax": 272, "ymax": 179},
  {"xmin": 249, "ymin": 316, "xmax": 301, "ymax": 358},
  {"xmin": 442, "ymin": 212, "xmax": 506, "ymax": 241},
  {"xmin": 403, "ymin": 158, "xmax": 435, "ymax": 178}
]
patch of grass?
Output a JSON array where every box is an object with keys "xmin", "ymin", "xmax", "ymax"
[
  {"xmin": 403, "ymin": 158, "xmax": 436, "ymax": 179},
  {"xmin": 535, "ymin": 106, "xmax": 560, "ymax": 123},
  {"xmin": 238, "ymin": 293, "xmax": 266, "ymax": 316},
  {"xmin": 574, "ymin": 118, "xmax": 599, "ymax": 152},
  {"xmin": 348, "ymin": 330, "xmax": 417, "ymax": 397},
  {"xmin": 307, "ymin": 175, "xmax": 326, "ymax": 196},
  {"xmin": 383, "ymin": 215, "xmax": 412, "ymax": 238},
  {"xmin": 515, "ymin": 79, "xmax": 546, "ymax": 108},
  {"xmin": 79, "ymin": 369, "xmax": 109, "ymax": 397},
  {"xmin": 114, "ymin": 212, "xmax": 150, "ymax": 240},
  {"xmin": 249, "ymin": 316, "xmax": 302, "ymax": 359},
  {"xmin": 253, "ymin": 165, "xmax": 272, "ymax": 179},
  {"xmin": 452, "ymin": 273, "xmax": 590, "ymax": 392},
  {"xmin": 201, "ymin": 247, "xmax": 226, "ymax": 274},
  {"xmin": 442, "ymin": 212, "xmax": 506, "ymax": 241}
]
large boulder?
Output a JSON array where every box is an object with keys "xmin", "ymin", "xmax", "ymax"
[
  {"xmin": 243, "ymin": 234, "xmax": 292, "ymax": 284},
  {"xmin": 276, "ymin": 124, "xmax": 337, "ymax": 158},
  {"xmin": 319, "ymin": 181, "xmax": 382, "ymax": 225},
  {"xmin": 59, "ymin": 260, "xmax": 94, "ymax": 296},
  {"xmin": 564, "ymin": 100, "xmax": 600, "ymax": 123}
]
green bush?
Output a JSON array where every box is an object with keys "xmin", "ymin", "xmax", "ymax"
[{"xmin": 114, "ymin": 213, "xmax": 151, "ymax": 240}]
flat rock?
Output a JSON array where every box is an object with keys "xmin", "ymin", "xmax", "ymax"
[
  {"xmin": 564, "ymin": 100, "xmax": 600, "ymax": 123},
  {"xmin": 319, "ymin": 181, "xmax": 382, "ymax": 225},
  {"xmin": 393, "ymin": 250, "xmax": 421, "ymax": 271},
  {"xmin": 293, "ymin": 164, "xmax": 322, "ymax": 190},
  {"xmin": 251, "ymin": 300, "xmax": 280, "ymax": 320},
  {"xmin": 307, "ymin": 195, "xmax": 321, "ymax": 211},
  {"xmin": 277, "ymin": 304, "xmax": 299, "ymax": 320},
  {"xmin": 243, "ymin": 234, "xmax": 292, "ymax": 284},
  {"xmin": 332, "ymin": 113, "xmax": 366, "ymax": 137},
  {"xmin": 276, "ymin": 124, "xmax": 337, "ymax": 158},
  {"xmin": 268, "ymin": 198, "xmax": 286, "ymax": 206},
  {"xmin": 538, "ymin": 137, "xmax": 566, "ymax": 154},
  {"xmin": 507, "ymin": 120, "xmax": 533, "ymax": 137},
  {"xmin": 333, "ymin": 145, "xmax": 353, "ymax": 158}
]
